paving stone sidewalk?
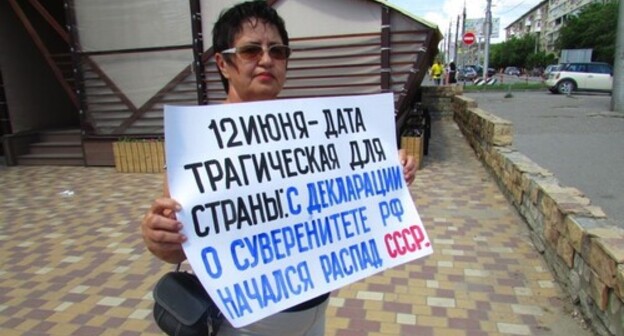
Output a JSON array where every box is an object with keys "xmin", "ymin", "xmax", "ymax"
[{"xmin": 0, "ymin": 120, "xmax": 594, "ymax": 335}]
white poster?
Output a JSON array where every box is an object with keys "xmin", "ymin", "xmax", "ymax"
[
  {"xmin": 465, "ymin": 17, "xmax": 500, "ymax": 38},
  {"xmin": 164, "ymin": 93, "xmax": 433, "ymax": 327}
]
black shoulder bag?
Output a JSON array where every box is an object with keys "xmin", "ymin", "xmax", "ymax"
[{"xmin": 152, "ymin": 265, "xmax": 224, "ymax": 336}]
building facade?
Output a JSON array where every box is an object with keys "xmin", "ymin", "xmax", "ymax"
[
  {"xmin": 504, "ymin": 0, "xmax": 612, "ymax": 54},
  {"xmin": 505, "ymin": 0, "xmax": 549, "ymax": 52}
]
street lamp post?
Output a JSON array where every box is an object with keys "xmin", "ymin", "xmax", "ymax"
[
  {"xmin": 461, "ymin": 2, "xmax": 466, "ymax": 71},
  {"xmin": 612, "ymin": 0, "xmax": 623, "ymax": 112},
  {"xmin": 483, "ymin": 0, "xmax": 492, "ymax": 81}
]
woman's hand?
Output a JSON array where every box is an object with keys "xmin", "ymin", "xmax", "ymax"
[
  {"xmin": 398, "ymin": 149, "xmax": 417, "ymax": 186},
  {"xmin": 141, "ymin": 196, "xmax": 187, "ymax": 264}
]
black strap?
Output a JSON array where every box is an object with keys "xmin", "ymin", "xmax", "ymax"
[{"xmin": 283, "ymin": 293, "xmax": 330, "ymax": 312}]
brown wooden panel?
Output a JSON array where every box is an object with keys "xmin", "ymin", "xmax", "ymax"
[
  {"xmin": 80, "ymin": 45, "xmax": 191, "ymax": 56},
  {"xmin": 83, "ymin": 140, "xmax": 114, "ymax": 166},
  {"xmin": 278, "ymin": 91, "xmax": 382, "ymax": 100},
  {"xmin": 284, "ymin": 82, "xmax": 380, "ymax": 90},
  {"xmin": 293, "ymin": 43, "xmax": 379, "ymax": 52},
  {"xmin": 291, "ymin": 32, "xmax": 380, "ymax": 42},
  {"xmin": 292, "ymin": 52, "xmax": 380, "ymax": 61}
]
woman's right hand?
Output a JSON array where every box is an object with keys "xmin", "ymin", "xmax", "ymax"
[{"xmin": 141, "ymin": 197, "xmax": 187, "ymax": 264}]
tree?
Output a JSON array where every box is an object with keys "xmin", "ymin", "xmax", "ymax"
[
  {"xmin": 557, "ymin": 1, "xmax": 618, "ymax": 64},
  {"xmin": 489, "ymin": 34, "xmax": 540, "ymax": 69},
  {"xmin": 526, "ymin": 52, "xmax": 557, "ymax": 70}
]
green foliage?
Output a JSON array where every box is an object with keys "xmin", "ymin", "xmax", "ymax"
[
  {"xmin": 526, "ymin": 52, "xmax": 557, "ymax": 69},
  {"xmin": 489, "ymin": 34, "xmax": 552, "ymax": 69},
  {"xmin": 484, "ymin": 1, "xmax": 616, "ymax": 73},
  {"xmin": 434, "ymin": 52, "xmax": 446, "ymax": 64},
  {"xmin": 557, "ymin": 1, "xmax": 617, "ymax": 64}
]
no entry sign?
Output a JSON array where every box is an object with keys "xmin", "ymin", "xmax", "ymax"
[{"xmin": 463, "ymin": 32, "xmax": 476, "ymax": 45}]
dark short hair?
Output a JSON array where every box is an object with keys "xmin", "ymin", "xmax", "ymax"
[{"xmin": 212, "ymin": 1, "xmax": 289, "ymax": 93}]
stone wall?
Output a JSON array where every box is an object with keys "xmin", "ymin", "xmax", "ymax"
[
  {"xmin": 448, "ymin": 93, "xmax": 624, "ymax": 336},
  {"xmin": 420, "ymin": 85, "xmax": 464, "ymax": 119}
]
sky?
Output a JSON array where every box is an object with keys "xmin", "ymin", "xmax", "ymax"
[{"xmin": 387, "ymin": 0, "xmax": 544, "ymax": 44}]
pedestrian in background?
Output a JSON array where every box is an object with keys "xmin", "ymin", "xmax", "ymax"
[
  {"xmin": 448, "ymin": 62, "xmax": 457, "ymax": 84},
  {"xmin": 430, "ymin": 59, "xmax": 444, "ymax": 86}
]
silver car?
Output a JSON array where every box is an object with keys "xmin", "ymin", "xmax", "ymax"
[{"xmin": 457, "ymin": 67, "xmax": 477, "ymax": 81}]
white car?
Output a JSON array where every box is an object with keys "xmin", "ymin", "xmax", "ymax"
[
  {"xmin": 542, "ymin": 64, "xmax": 560, "ymax": 80},
  {"xmin": 545, "ymin": 62, "xmax": 613, "ymax": 94}
]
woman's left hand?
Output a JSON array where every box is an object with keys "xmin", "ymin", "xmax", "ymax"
[{"xmin": 398, "ymin": 149, "xmax": 416, "ymax": 186}]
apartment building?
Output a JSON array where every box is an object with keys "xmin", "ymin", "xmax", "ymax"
[
  {"xmin": 505, "ymin": 0, "xmax": 611, "ymax": 53},
  {"xmin": 505, "ymin": 1, "xmax": 549, "ymax": 51}
]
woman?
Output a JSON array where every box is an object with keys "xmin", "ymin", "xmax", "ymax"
[
  {"xmin": 141, "ymin": 1, "xmax": 417, "ymax": 335},
  {"xmin": 448, "ymin": 62, "xmax": 457, "ymax": 84}
]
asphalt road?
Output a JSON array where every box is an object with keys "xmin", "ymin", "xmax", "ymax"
[
  {"xmin": 464, "ymin": 90, "xmax": 624, "ymax": 229},
  {"xmin": 425, "ymin": 73, "xmax": 543, "ymax": 87}
]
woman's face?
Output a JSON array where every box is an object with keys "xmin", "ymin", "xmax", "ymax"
[{"xmin": 216, "ymin": 19, "xmax": 287, "ymax": 103}]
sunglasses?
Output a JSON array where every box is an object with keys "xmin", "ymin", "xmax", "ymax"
[{"xmin": 221, "ymin": 44, "xmax": 292, "ymax": 61}]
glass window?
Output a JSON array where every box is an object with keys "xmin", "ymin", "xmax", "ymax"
[
  {"xmin": 587, "ymin": 64, "xmax": 611, "ymax": 74},
  {"xmin": 565, "ymin": 63, "xmax": 586, "ymax": 72}
]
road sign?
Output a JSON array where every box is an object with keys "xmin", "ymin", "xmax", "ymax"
[
  {"xmin": 464, "ymin": 18, "xmax": 500, "ymax": 38},
  {"xmin": 463, "ymin": 32, "xmax": 476, "ymax": 45}
]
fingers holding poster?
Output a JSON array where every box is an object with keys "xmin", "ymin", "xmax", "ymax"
[{"xmin": 164, "ymin": 93, "xmax": 433, "ymax": 327}]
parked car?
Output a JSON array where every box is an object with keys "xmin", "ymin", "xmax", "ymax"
[
  {"xmin": 457, "ymin": 67, "xmax": 478, "ymax": 81},
  {"xmin": 542, "ymin": 64, "xmax": 560, "ymax": 80},
  {"xmin": 465, "ymin": 64, "xmax": 496, "ymax": 77},
  {"xmin": 544, "ymin": 62, "xmax": 613, "ymax": 94},
  {"xmin": 504, "ymin": 66, "xmax": 521, "ymax": 76}
]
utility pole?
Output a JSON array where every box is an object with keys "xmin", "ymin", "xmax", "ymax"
[
  {"xmin": 477, "ymin": 36, "xmax": 481, "ymax": 66},
  {"xmin": 454, "ymin": 15, "xmax": 460, "ymax": 63},
  {"xmin": 462, "ymin": 2, "xmax": 466, "ymax": 68},
  {"xmin": 447, "ymin": 20, "xmax": 452, "ymax": 62},
  {"xmin": 483, "ymin": 0, "xmax": 492, "ymax": 81},
  {"xmin": 612, "ymin": 0, "xmax": 623, "ymax": 112}
]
